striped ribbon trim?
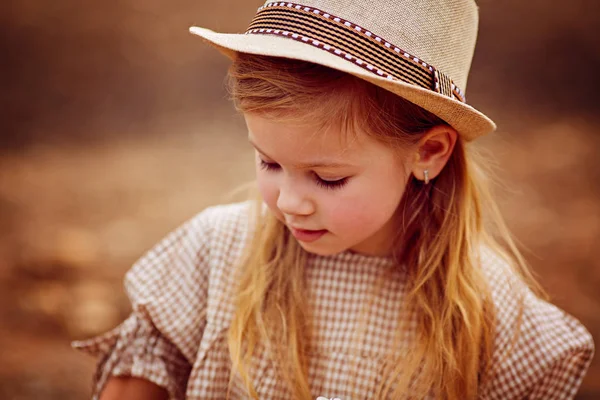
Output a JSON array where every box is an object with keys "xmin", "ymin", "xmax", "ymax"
[{"xmin": 244, "ymin": 2, "xmax": 466, "ymax": 103}]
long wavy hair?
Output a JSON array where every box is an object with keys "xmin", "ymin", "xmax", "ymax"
[{"xmin": 224, "ymin": 53, "xmax": 546, "ymax": 399}]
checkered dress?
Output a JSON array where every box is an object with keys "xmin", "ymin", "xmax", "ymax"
[{"xmin": 72, "ymin": 201, "xmax": 594, "ymax": 399}]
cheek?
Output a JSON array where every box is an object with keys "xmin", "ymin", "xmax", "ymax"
[
  {"xmin": 256, "ymin": 170, "xmax": 280, "ymax": 212},
  {"xmin": 327, "ymin": 175, "xmax": 407, "ymax": 232},
  {"xmin": 327, "ymin": 197, "xmax": 391, "ymax": 230}
]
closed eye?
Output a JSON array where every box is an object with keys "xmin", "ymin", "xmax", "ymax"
[
  {"xmin": 258, "ymin": 160, "xmax": 280, "ymax": 172},
  {"xmin": 258, "ymin": 160, "xmax": 349, "ymax": 190}
]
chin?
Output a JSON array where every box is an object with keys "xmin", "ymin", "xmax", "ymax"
[{"xmin": 297, "ymin": 242, "xmax": 349, "ymax": 257}]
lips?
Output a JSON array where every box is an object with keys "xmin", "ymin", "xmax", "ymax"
[{"xmin": 289, "ymin": 227, "xmax": 328, "ymax": 243}]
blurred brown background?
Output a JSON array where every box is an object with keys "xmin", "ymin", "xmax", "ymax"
[{"xmin": 1, "ymin": 0, "xmax": 599, "ymax": 398}]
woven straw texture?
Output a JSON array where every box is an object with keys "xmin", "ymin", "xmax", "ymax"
[
  {"xmin": 189, "ymin": 0, "xmax": 497, "ymax": 140},
  {"xmin": 262, "ymin": 0, "xmax": 479, "ymax": 90}
]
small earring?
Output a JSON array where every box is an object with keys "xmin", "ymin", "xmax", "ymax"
[{"xmin": 423, "ymin": 170, "xmax": 430, "ymax": 184}]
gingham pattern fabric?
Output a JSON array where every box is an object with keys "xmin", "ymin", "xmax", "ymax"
[{"xmin": 72, "ymin": 201, "xmax": 595, "ymax": 399}]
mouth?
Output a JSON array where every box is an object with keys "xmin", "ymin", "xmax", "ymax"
[{"xmin": 289, "ymin": 227, "xmax": 328, "ymax": 243}]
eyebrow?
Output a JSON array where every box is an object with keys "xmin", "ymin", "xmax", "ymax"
[{"xmin": 248, "ymin": 138, "xmax": 354, "ymax": 169}]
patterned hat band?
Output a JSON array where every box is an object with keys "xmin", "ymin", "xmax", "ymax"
[{"xmin": 245, "ymin": 2, "xmax": 466, "ymax": 103}]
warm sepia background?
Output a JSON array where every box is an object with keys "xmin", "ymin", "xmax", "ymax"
[{"xmin": 1, "ymin": 0, "xmax": 599, "ymax": 398}]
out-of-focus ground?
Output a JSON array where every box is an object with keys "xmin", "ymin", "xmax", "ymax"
[{"xmin": 1, "ymin": 0, "xmax": 599, "ymax": 398}]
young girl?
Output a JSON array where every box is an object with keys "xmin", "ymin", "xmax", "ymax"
[{"xmin": 73, "ymin": 0, "xmax": 594, "ymax": 399}]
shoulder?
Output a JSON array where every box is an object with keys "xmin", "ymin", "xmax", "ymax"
[
  {"xmin": 477, "ymin": 245, "xmax": 593, "ymax": 350},
  {"xmin": 478, "ymin": 245, "xmax": 595, "ymax": 398},
  {"xmin": 187, "ymin": 199, "xmax": 254, "ymax": 236},
  {"xmin": 124, "ymin": 200, "xmax": 255, "ymax": 303},
  {"xmin": 188, "ymin": 199, "xmax": 256, "ymax": 271},
  {"xmin": 195, "ymin": 199, "xmax": 254, "ymax": 226},
  {"xmin": 130, "ymin": 200, "xmax": 253, "ymax": 263},
  {"xmin": 120, "ymin": 201, "xmax": 256, "ymax": 356},
  {"xmin": 163, "ymin": 199, "xmax": 255, "ymax": 257}
]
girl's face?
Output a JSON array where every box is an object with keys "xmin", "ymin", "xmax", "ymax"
[{"xmin": 245, "ymin": 113, "xmax": 412, "ymax": 257}]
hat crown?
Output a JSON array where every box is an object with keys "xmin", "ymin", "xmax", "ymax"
[{"xmin": 261, "ymin": 0, "xmax": 479, "ymax": 91}]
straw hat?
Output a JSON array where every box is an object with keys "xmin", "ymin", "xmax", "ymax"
[{"xmin": 189, "ymin": 0, "xmax": 496, "ymax": 141}]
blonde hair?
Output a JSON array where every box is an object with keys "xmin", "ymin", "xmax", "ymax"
[{"xmin": 225, "ymin": 53, "xmax": 546, "ymax": 399}]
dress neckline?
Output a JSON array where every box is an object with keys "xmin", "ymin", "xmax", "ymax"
[{"xmin": 307, "ymin": 247, "xmax": 398, "ymax": 269}]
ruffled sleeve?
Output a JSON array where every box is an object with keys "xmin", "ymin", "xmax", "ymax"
[
  {"xmin": 72, "ymin": 313, "xmax": 191, "ymax": 399},
  {"xmin": 482, "ymin": 291, "xmax": 594, "ymax": 399},
  {"xmin": 526, "ymin": 340, "xmax": 594, "ymax": 399},
  {"xmin": 72, "ymin": 208, "xmax": 215, "ymax": 399},
  {"xmin": 480, "ymin": 247, "xmax": 595, "ymax": 399}
]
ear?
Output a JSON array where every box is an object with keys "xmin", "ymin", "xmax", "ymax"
[{"xmin": 410, "ymin": 125, "xmax": 458, "ymax": 182}]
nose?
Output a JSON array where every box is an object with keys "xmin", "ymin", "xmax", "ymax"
[{"xmin": 276, "ymin": 181, "xmax": 315, "ymax": 217}]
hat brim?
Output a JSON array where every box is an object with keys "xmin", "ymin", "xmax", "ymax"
[{"xmin": 189, "ymin": 26, "xmax": 496, "ymax": 141}]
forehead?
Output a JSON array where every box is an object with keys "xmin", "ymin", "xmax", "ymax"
[{"xmin": 245, "ymin": 113, "xmax": 370, "ymax": 163}]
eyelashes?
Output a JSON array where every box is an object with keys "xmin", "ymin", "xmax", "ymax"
[{"xmin": 259, "ymin": 160, "xmax": 349, "ymax": 190}]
